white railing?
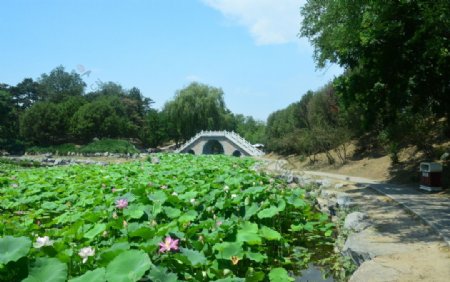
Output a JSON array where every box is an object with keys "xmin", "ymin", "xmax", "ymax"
[{"xmin": 176, "ymin": 130, "xmax": 264, "ymax": 156}]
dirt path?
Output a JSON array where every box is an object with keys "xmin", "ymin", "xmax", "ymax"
[{"xmin": 258, "ymin": 157, "xmax": 450, "ymax": 282}]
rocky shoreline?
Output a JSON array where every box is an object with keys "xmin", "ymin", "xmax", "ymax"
[{"xmin": 261, "ymin": 158, "xmax": 450, "ymax": 282}]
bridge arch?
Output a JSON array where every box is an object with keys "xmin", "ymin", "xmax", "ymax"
[
  {"xmin": 202, "ymin": 140, "xmax": 224, "ymax": 155},
  {"xmin": 176, "ymin": 131, "xmax": 264, "ymax": 156}
]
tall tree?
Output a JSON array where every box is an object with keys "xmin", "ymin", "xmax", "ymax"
[
  {"xmin": 163, "ymin": 82, "xmax": 234, "ymax": 144},
  {"xmin": 10, "ymin": 78, "xmax": 39, "ymax": 109},
  {"xmin": 20, "ymin": 102, "xmax": 66, "ymax": 145},
  {"xmin": 301, "ymin": 0, "xmax": 450, "ymax": 133},
  {"xmin": 38, "ymin": 66, "xmax": 86, "ymax": 103}
]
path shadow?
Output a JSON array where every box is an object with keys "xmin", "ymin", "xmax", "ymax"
[{"xmin": 342, "ymin": 186, "xmax": 444, "ymax": 244}]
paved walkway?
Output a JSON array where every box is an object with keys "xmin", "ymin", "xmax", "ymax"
[{"xmin": 301, "ymin": 170, "xmax": 450, "ymax": 246}]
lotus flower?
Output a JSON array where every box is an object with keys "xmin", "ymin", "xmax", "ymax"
[
  {"xmin": 78, "ymin": 246, "xmax": 95, "ymax": 263},
  {"xmin": 34, "ymin": 236, "xmax": 54, "ymax": 248},
  {"xmin": 159, "ymin": 236, "xmax": 179, "ymax": 253},
  {"xmin": 115, "ymin": 198, "xmax": 128, "ymax": 209}
]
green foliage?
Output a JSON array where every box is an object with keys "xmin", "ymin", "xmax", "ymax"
[
  {"xmin": 163, "ymin": 82, "xmax": 234, "ymax": 143},
  {"xmin": 268, "ymin": 268, "xmax": 293, "ymax": 282},
  {"xmin": 105, "ymin": 250, "xmax": 151, "ymax": 282},
  {"xmin": 23, "ymin": 257, "xmax": 67, "ymax": 282},
  {"xmin": 68, "ymin": 268, "xmax": 106, "ymax": 282},
  {"xmin": 140, "ymin": 109, "xmax": 169, "ymax": 148},
  {"xmin": 0, "ymin": 236, "xmax": 31, "ymax": 265},
  {"xmin": 19, "ymin": 102, "xmax": 66, "ymax": 145},
  {"xmin": 0, "ymin": 154, "xmax": 340, "ymax": 281},
  {"xmin": 70, "ymin": 96, "xmax": 131, "ymax": 142},
  {"xmin": 234, "ymin": 114, "xmax": 266, "ymax": 144},
  {"xmin": 265, "ymin": 84, "xmax": 352, "ymax": 162},
  {"xmin": 0, "ymin": 90, "xmax": 21, "ymax": 149},
  {"xmin": 38, "ymin": 66, "xmax": 85, "ymax": 103},
  {"xmin": 301, "ymin": 0, "xmax": 450, "ymax": 135}
]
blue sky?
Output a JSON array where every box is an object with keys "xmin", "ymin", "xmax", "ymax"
[{"xmin": 0, "ymin": 0, "xmax": 341, "ymax": 121}]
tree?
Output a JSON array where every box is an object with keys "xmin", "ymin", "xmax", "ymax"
[
  {"xmin": 20, "ymin": 102, "xmax": 66, "ymax": 145},
  {"xmin": 0, "ymin": 90, "xmax": 18, "ymax": 140},
  {"xmin": 163, "ymin": 82, "xmax": 234, "ymax": 144},
  {"xmin": 234, "ymin": 114, "xmax": 266, "ymax": 144},
  {"xmin": 301, "ymin": 0, "xmax": 450, "ymax": 133},
  {"xmin": 140, "ymin": 109, "xmax": 168, "ymax": 148},
  {"xmin": 70, "ymin": 96, "xmax": 130, "ymax": 143},
  {"xmin": 38, "ymin": 66, "xmax": 86, "ymax": 103},
  {"xmin": 10, "ymin": 78, "xmax": 40, "ymax": 109}
]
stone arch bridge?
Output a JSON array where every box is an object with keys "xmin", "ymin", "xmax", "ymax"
[{"xmin": 176, "ymin": 131, "xmax": 264, "ymax": 157}]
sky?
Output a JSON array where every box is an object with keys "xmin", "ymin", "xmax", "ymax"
[{"xmin": 0, "ymin": 0, "xmax": 342, "ymax": 121}]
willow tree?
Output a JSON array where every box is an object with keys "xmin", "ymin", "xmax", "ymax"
[{"xmin": 163, "ymin": 82, "xmax": 234, "ymax": 144}]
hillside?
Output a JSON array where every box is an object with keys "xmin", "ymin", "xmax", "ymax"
[{"xmin": 265, "ymin": 139, "xmax": 450, "ymax": 190}]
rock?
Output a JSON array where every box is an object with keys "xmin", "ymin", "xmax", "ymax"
[
  {"xmin": 94, "ymin": 153, "xmax": 101, "ymax": 157},
  {"xmin": 151, "ymin": 157, "xmax": 160, "ymax": 164},
  {"xmin": 335, "ymin": 183, "xmax": 346, "ymax": 189},
  {"xmin": 316, "ymin": 179, "xmax": 332, "ymax": 188},
  {"xmin": 53, "ymin": 159, "xmax": 63, "ymax": 165},
  {"xmin": 342, "ymin": 228, "xmax": 412, "ymax": 266},
  {"xmin": 342, "ymin": 230, "xmax": 377, "ymax": 266},
  {"xmin": 344, "ymin": 212, "xmax": 370, "ymax": 232},
  {"xmin": 44, "ymin": 153, "xmax": 53, "ymax": 158},
  {"xmin": 349, "ymin": 260, "xmax": 400, "ymax": 282},
  {"xmin": 285, "ymin": 174, "xmax": 294, "ymax": 184},
  {"xmin": 104, "ymin": 152, "xmax": 109, "ymax": 157},
  {"xmin": 320, "ymin": 189, "xmax": 336, "ymax": 199},
  {"xmin": 336, "ymin": 193, "xmax": 353, "ymax": 208}
]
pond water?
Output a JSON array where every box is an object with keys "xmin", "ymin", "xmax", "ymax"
[{"xmin": 296, "ymin": 264, "xmax": 334, "ymax": 282}]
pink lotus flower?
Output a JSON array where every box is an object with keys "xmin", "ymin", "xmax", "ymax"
[
  {"xmin": 78, "ymin": 246, "xmax": 95, "ymax": 263},
  {"xmin": 115, "ymin": 198, "xmax": 128, "ymax": 209},
  {"xmin": 159, "ymin": 236, "xmax": 179, "ymax": 253}
]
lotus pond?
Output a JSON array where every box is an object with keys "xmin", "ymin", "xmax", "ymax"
[{"xmin": 0, "ymin": 154, "xmax": 343, "ymax": 281}]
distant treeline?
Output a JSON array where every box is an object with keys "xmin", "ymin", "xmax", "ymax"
[{"xmin": 0, "ymin": 66, "xmax": 265, "ymax": 153}]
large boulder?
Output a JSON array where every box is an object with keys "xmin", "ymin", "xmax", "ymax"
[
  {"xmin": 344, "ymin": 212, "xmax": 370, "ymax": 232},
  {"xmin": 343, "ymin": 228, "xmax": 413, "ymax": 266},
  {"xmin": 349, "ymin": 260, "xmax": 400, "ymax": 282}
]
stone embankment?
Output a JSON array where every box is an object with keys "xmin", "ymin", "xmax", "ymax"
[
  {"xmin": 259, "ymin": 158, "xmax": 450, "ymax": 282},
  {"xmin": 4, "ymin": 152, "xmax": 149, "ymax": 167}
]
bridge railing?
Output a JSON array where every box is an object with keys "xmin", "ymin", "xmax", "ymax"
[{"xmin": 175, "ymin": 130, "xmax": 264, "ymax": 156}]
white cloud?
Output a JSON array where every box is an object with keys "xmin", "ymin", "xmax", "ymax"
[{"xmin": 202, "ymin": 0, "xmax": 306, "ymax": 45}]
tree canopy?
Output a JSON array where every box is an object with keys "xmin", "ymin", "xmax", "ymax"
[
  {"xmin": 301, "ymin": 0, "xmax": 450, "ymax": 132},
  {"xmin": 163, "ymin": 82, "xmax": 235, "ymax": 143}
]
